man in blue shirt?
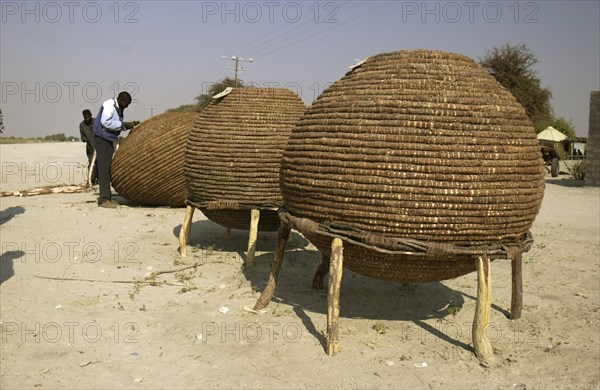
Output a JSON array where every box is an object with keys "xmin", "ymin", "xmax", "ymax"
[{"xmin": 92, "ymin": 91, "xmax": 138, "ymax": 208}]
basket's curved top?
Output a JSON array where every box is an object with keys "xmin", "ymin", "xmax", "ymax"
[
  {"xmin": 281, "ymin": 50, "xmax": 545, "ymax": 246},
  {"xmin": 111, "ymin": 111, "xmax": 197, "ymax": 207},
  {"xmin": 185, "ymin": 87, "xmax": 306, "ymax": 210}
]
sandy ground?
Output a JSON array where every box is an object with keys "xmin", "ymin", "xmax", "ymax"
[{"xmin": 0, "ymin": 143, "xmax": 599, "ymax": 389}]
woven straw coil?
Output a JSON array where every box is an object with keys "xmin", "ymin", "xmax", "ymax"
[
  {"xmin": 185, "ymin": 87, "xmax": 306, "ymax": 231},
  {"xmin": 111, "ymin": 112, "xmax": 197, "ymax": 207},
  {"xmin": 280, "ymin": 50, "xmax": 545, "ymax": 282}
]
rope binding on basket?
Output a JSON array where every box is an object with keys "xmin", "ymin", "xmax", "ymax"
[
  {"xmin": 185, "ymin": 198, "xmax": 281, "ymax": 211},
  {"xmin": 278, "ymin": 207, "xmax": 532, "ymax": 260}
]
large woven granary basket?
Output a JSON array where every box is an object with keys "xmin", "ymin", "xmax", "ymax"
[
  {"xmin": 111, "ymin": 112, "xmax": 197, "ymax": 207},
  {"xmin": 280, "ymin": 50, "xmax": 545, "ymax": 283},
  {"xmin": 184, "ymin": 87, "xmax": 306, "ymax": 231}
]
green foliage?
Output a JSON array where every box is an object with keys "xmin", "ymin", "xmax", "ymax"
[
  {"xmin": 535, "ymin": 117, "xmax": 577, "ymax": 139},
  {"xmin": 554, "ymin": 145, "xmax": 587, "ymax": 180},
  {"xmin": 167, "ymin": 77, "xmax": 245, "ymax": 113},
  {"xmin": 166, "ymin": 104, "xmax": 199, "ymax": 113},
  {"xmin": 44, "ymin": 133, "xmax": 67, "ymax": 142},
  {"xmin": 565, "ymin": 159, "xmax": 587, "ymax": 180},
  {"xmin": 194, "ymin": 77, "xmax": 244, "ymax": 111},
  {"xmin": 1, "ymin": 133, "xmax": 78, "ymax": 144},
  {"xmin": 0, "ymin": 136, "xmax": 41, "ymax": 144},
  {"xmin": 479, "ymin": 43, "xmax": 553, "ymax": 128},
  {"xmin": 446, "ymin": 303, "xmax": 462, "ymax": 316},
  {"xmin": 372, "ymin": 322, "xmax": 387, "ymax": 334}
]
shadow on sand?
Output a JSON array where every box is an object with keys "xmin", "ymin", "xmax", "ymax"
[
  {"xmin": 0, "ymin": 206, "xmax": 25, "ymax": 226},
  {"xmin": 169, "ymin": 215, "xmax": 488, "ymax": 353},
  {"xmin": 240, "ymin": 249, "xmax": 475, "ymax": 352},
  {"xmin": 0, "ymin": 250, "xmax": 24, "ymax": 286},
  {"xmin": 1, "ymin": 206, "xmax": 26, "ymax": 285},
  {"xmin": 544, "ymin": 178, "xmax": 586, "ymax": 187}
]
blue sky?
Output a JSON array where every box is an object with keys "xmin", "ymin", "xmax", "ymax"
[{"xmin": 1, "ymin": 0, "xmax": 599, "ymax": 138}]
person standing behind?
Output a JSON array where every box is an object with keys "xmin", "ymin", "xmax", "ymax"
[
  {"xmin": 79, "ymin": 109, "xmax": 97, "ymax": 185},
  {"xmin": 92, "ymin": 91, "xmax": 138, "ymax": 208}
]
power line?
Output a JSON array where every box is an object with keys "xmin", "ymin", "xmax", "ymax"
[
  {"xmin": 157, "ymin": 2, "xmax": 355, "ymax": 107},
  {"xmin": 222, "ymin": 56, "xmax": 253, "ymax": 85},
  {"xmin": 156, "ymin": 1, "xmax": 377, "ymax": 109},
  {"xmin": 252, "ymin": 2, "xmax": 399, "ymax": 60},
  {"xmin": 145, "ymin": 106, "xmax": 159, "ymax": 117},
  {"xmin": 155, "ymin": 59, "xmax": 222, "ymax": 108},
  {"xmin": 229, "ymin": 0, "xmax": 357, "ymax": 57}
]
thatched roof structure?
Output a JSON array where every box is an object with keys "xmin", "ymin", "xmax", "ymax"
[
  {"xmin": 279, "ymin": 50, "xmax": 545, "ymax": 282},
  {"xmin": 184, "ymin": 87, "xmax": 306, "ymax": 231},
  {"xmin": 111, "ymin": 111, "xmax": 197, "ymax": 207}
]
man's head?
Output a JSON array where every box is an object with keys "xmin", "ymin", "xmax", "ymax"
[
  {"xmin": 82, "ymin": 109, "xmax": 93, "ymax": 125},
  {"xmin": 116, "ymin": 91, "xmax": 132, "ymax": 110}
]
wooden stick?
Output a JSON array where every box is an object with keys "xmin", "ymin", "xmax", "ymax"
[
  {"xmin": 36, "ymin": 262, "xmax": 203, "ymax": 285},
  {"xmin": 179, "ymin": 205, "xmax": 195, "ymax": 257},
  {"xmin": 510, "ymin": 251, "xmax": 523, "ymax": 320},
  {"xmin": 253, "ymin": 221, "xmax": 291, "ymax": 310},
  {"xmin": 1, "ymin": 184, "xmax": 86, "ymax": 197},
  {"xmin": 87, "ymin": 150, "xmax": 97, "ymax": 187},
  {"xmin": 246, "ymin": 209, "xmax": 260, "ymax": 266},
  {"xmin": 184, "ymin": 206, "xmax": 194, "ymax": 243},
  {"xmin": 327, "ymin": 238, "xmax": 344, "ymax": 356},
  {"xmin": 472, "ymin": 255, "xmax": 494, "ymax": 365},
  {"xmin": 149, "ymin": 262, "xmax": 203, "ymax": 276},
  {"xmin": 34, "ymin": 275, "xmax": 185, "ymax": 287}
]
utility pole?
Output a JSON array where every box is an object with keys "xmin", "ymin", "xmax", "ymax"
[
  {"xmin": 145, "ymin": 106, "xmax": 159, "ymax": 117},
  {"xmin": 222, "ymin": 56, "xmax": 253, "ymax": 86}
]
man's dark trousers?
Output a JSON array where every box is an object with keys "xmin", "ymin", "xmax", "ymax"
[{"xmin": 94, "ymin": 135, "xmax": 114, "ymax": 204}]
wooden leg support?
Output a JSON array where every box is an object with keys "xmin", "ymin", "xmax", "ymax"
[
  {"xmin": 246, "ymin": 209, "xmax": 260, "ymax": 267},
  {"xmin": 312, "ymin": 254, "xmax": 330, "ymax": 289},
  {"xmin": 178, "ymin": 205, "xmax": 195, "ymax": 257},
  {"xmin": 472, "ymin": 255, "xmax": 494, "ymax": 365},
  {"xmin": 510, "ymin": 252, "xmax": 523, "ymax": 320},
  {"xmin": 326, "ymin": 238, "xmax": 344, "ymax": 356},
  {"xmin": 87, "ymin": 150, "xmax": 96, "ymax": 187},
  {"xmin": 253, "ymin": 221, "xmax": 291, "ymax": 310}
]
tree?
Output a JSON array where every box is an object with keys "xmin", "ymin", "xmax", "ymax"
[
  {"xmin": 535, "ymin": 116, "xmax": 576, "ymax": 138},
  {"xmin": 479, "ymin": 43, "xmax": 553, "ymax": 128},
  {"xmin": 44, "ymin": 133, "xmax": 67, "ymax": 142},
  {"xmin": 167, "ymin": 104, "xmax": 199, "ymax": 113},
  {"xmin": 167, "ymin": 77, "xmax": 244, "ymax": 113},
  {"xmin": 194, "ymin": 77, "xmax": 244, "ymax": 111}
]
